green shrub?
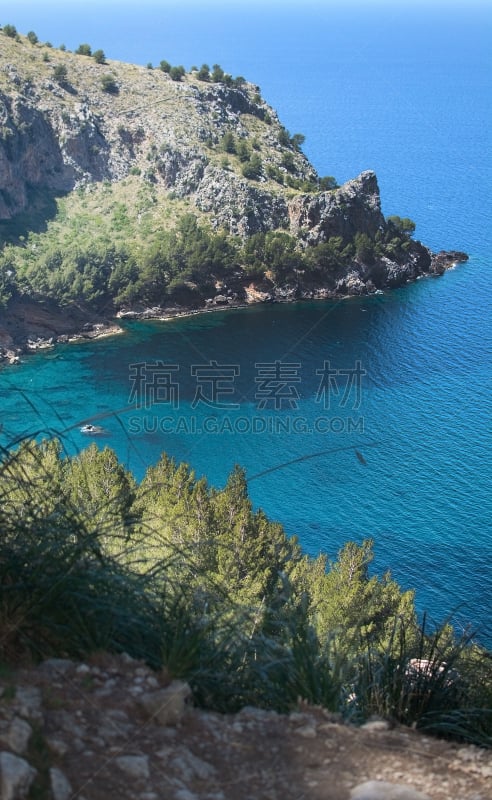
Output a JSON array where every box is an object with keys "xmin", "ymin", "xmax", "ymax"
[
  {"xmin": 169, "ymin": 65, "xmax": 185, "ymax": 82},
  {"xmin": 2, "ymin": 24, "xmax": 17, "ymax": 39},
  {"xmin": 319, "ymin": 176, "xmax": 338, "ymax": 191},
  {"xmin": 76, "ymin": 43, "xmax": 92, "ymax": 56},
  {"xmin": 93, "ymin": 49, "xmax": 106, "ymax": 65},
  {"xmin": 242, "ymin": 154, "xmax": 262, "ymax": 180},
  {"xmin": 53, "ymin": 64, "xmax": 68, "ymax": 85},
  {"xmin": 101, "ymin": 74, "xmax": 118, "ymax": 94},
  {"xmin": 197, "ymin": 64, "xmax": 210, "ymax": 81}
]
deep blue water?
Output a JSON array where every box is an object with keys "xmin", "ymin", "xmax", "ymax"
[{"xmin": 1, "ymin": 2, "xmax": 491, "ymax": 644}]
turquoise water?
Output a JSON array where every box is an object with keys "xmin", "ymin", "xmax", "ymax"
[{"xmin": 1, "ymin": 2, "xmax": 491, "ymax": 643}]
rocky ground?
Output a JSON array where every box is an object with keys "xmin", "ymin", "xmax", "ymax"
[{"xmin": 0, "ymin": 654, "xmax": 490, "ymax": 800}]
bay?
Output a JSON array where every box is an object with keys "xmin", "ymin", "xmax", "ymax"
[{"xmin": 1, "ymin": 1, "xmax": 491, "ymax": 643}]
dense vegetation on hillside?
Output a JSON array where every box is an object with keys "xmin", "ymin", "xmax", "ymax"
[
  {"xmin": 1, "ymin": 438, "xmax": 491, "ymax": 744},
  {"xmin": 0, "ymin": 211, "xmax": 417, "ymax": 311}
]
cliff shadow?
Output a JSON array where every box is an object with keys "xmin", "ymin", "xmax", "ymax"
[{"xmin": 0, "ymin": 186, "xmax": 67, "ymax": 246}]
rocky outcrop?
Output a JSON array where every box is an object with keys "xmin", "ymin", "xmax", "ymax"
[
  {"xmin": 288, "ymin": 171, "xmax": 385, "ymax": 245},
  {"xmin": 195, "ymin": 166, "xmax": 289, "ymax": 235},
  {"xmin": 0, "ymin": 654, "xmax": 490, "ymax": 800}
]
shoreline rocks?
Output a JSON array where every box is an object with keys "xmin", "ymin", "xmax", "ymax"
[{"xmin": 0, "ymin": 249, "xmax": 468, "ymax": 366}]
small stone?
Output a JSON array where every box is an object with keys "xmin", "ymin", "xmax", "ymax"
[
  {"xmin": 115, "ymin": 755, "xmax": 150, "ymax": 781},
  {"xmin": 119, "ymin": 653, "xmax": 137, "ymax": 665},
  {"xmin": 106, "ymin": 709, "xmax": 129, "ymax": 723},
  {"xmin": 72, "ymin": 738, "xmax": 85, "ymax": 753},
  {"xmin": 75, "ymin": 664, "xmax": 91, "ymax": 675},
  {"xmin": 138, "ymin": 681, "xmax": 191, "ymax": 726},
  {"xmin": 295, "ymin": 724, "xmax": 317, "ymax": 738},
  {"xmin": 361, "ymin": 720, "xmax": 391, "ymax": 732},
  {"xmin": 39, "ymin": 658, "xmax": 74, "ymax": 676},
  {"xmin": 46, "ymin": 738, "xmax": 68, "ymax": 757},
  {"xmin": 350, "ymin": 781, "xmax": 432, "ymax": 800},
  {"xmin": 135, "ymin": 667, "xmax": 148, "ymax": 677},
  {"xmin": 6, "ymin": 718, "xmax": 32, "ymax": 755},
  {"xmin": 170, "ymin": 749, "xmax": 216, "ymax": 781},
  {"xmin": 53, "ymin": 711, "xmax": 84, "ymax": 738},
  {"xmin": 50, "ymin": 767, "xmax": 72, "ymax": 800},
  {"xmin": 0, "ymin": 751, "xmax": 37, "ymax": 800},
  {"xmin": 14, "ymin": 687, "xmax": 42, "ymax": 722},
  {"xmin": 174, "ymin": 790, "xmax": 198, "ymax": 800}
]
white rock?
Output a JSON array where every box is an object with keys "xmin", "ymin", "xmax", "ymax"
[
  {"xmin": 46, "ymin": 738, "xmax": 69, "ymax": 757},
  {"xmin": 138, "ymin": 681, "xmax": 191, "ymax": 726},
  {"xmin": 115, "ymin": 755, "xmax": 150, "ymax": 781},
  {"xmin": 50, "ymin": 767, "xmax": 73, "ymax": 800},
  {"xmin": 6, "ymin": 718, "xmax": 32, "ymax": 755},
  {"xmin": 361, "ymin": 720, "xmax": 391, "ymax": 732},
  {"xmin": 119, "ymin": 653, "xmax": 137, "ymax": 665},
  {"xmin": 350, "ymin": 781, "xmax": 432, "ymax": 800},
  {"xmin": 174, "ymin": 789, "xmax": 198, "ymax": 800},
  {"xmin": 39, "ymin": 658, "xmax": 74, "ymax": 676},
  {"xmin": 14, "ymin": 687, "xmax": 42, "ymax": 722},
  {"xmin": 169, "ymin": 748, "xmax": 216, "ymax": 781},
  {"xmin": 0, "ymin": 751, "xmax": 37, "ymax": 800},
  {"xmin": 295, "ymin": 724, "xmax": 317, "ymax": 738}
]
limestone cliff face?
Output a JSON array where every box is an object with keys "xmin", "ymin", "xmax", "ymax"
[
  {"xmin": 288, "ymin": 171, "xmax": 385, "ymax": 244},
  {"xmin": 0, "ymin": 41, "xmax": 316, "ymax": 232},
  {"xmin": 0, "ymin": 76, "xmax": 381, "ymax": 243}
]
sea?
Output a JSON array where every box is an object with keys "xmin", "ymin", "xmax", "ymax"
[{"xmin": 1, "ymin": 1, "xmax": 491, "ymax": 644}]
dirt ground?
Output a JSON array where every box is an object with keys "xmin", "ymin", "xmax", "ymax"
[{"xmin": 0, "ymin": 654, "xmax": 490, "ymax": 800}]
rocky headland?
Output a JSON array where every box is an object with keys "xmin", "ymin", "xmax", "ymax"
[{"xmin": 0, "ymin": 28, "xmax": 467, "ymax": 363}]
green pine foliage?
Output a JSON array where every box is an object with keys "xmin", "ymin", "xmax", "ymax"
[
  {"xmin": 0, "ymin": 205, "xmax": 419, "ymax": 311},
  {"xmin": 0, "ymin": 437, "xmax": 490, "ymax": 740},
  {"xmin": 75, "ymin": 43, "xmax": 92, "ymax": 56},
  {"xmin": 2, "ymin": 24, "xmax": 18, "ymax": 39}
]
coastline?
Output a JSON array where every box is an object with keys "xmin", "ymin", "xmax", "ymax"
[{"xmin": 0, "ymin": 249, "xmax": 467, "ymax": 367}]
